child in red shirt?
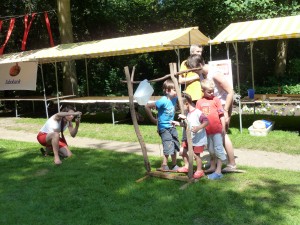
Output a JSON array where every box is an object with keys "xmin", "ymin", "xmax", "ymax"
[{"xmin": 196, "ymin": 79, "xmax": 226, "ymax": 180}]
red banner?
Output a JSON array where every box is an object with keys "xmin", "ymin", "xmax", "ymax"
[
  {"xmin": 21, "ymin": 13, "xmax": 37, "ymax": 51},
  {"xmin": 44, "ymin": 12, "xmax": 54, "ymax": 47},
  {"xmin": 0, "ymin": 18, "xmax": 16, "ymax": 55}
]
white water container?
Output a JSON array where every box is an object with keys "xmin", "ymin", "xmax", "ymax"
[{"xmin": 134, "ymin": 79, "xmax": 154, "ymax": 105}]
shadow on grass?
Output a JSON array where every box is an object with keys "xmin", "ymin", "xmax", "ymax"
[{"xmin": 0, "ymin": 140, "xmax": 299, "ymax": 225}]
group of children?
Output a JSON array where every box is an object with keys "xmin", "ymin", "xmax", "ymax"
[
  {"xmin": 37, "ymin": 43, "xmax": 233, "ymax": 173},
  {"xmin": 145, "ymin": 78, "xmax": 228, "ymax": 180}
]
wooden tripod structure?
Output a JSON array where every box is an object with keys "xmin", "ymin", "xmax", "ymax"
[{"xmin": 124, "ymin": 63, "xmax": 200, "ymax": 183}]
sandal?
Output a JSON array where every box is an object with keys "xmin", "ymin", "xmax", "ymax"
[
  {"xmin": 204, "ymin": 168, "xmax": 216, "ymax": 174},
  {"xmin": 222, "ymin": 164, "xmax": 237, "ymax": 172},
  {"xmin": 40, "ymin": 148, "xmax": 47, "ymax": 157},
  {"xmin": 157, "ymin": 165, "xmax": 170, "ymax": 171},
  {"xmin": 193, "ymin": 170, "xmax": 205, "ymax": 179},
  {"xmin": 177, "ymin": 167, "xmax": 189, "ymax": 173},
  {"xmin": 171, "ymin": 165, "xmax": 180, "ymax": 171},
  {"xmin": 207, "ymin": 172, "xmax": 223, "ymax": 180}
]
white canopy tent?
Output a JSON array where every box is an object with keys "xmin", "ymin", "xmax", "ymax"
[
  {"xmin": 31, "ymin": 26, "xmax": 209, "ymax": 63},
  {"xmin": 0, "ymin": 26, "xmax": 209, "ymax": 64},
  {"xmin": 0, "ymin": 26, "xmax": 209, "ymax": 117},
  {"xmin": 209, "ymin": 15, "xmax": 300, "ymax": 132},
  {"xmin": 210, "ymin": 15, "xmax": 300, "ymax": 91}
]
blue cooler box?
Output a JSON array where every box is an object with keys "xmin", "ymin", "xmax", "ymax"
[{"xmin": 248, "ymin": 120, "xmax": 274, "ymax": 136}]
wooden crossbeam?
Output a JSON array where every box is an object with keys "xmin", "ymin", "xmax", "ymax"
[{"xmin": 147, "ymin": 171, "xmax": 193, "ymax": 182}]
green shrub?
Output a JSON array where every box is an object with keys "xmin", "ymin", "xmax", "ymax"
[
  {"xmin": 282, "ymin": 84, "xmax": 300, "ymax": 94},
  {"xmin": 288, "ymin": 58, "xmax": 300, "ymax": 81},
  {"xmin": 236, "ymin": 83, "xmax": 300, "ymax": 96}
]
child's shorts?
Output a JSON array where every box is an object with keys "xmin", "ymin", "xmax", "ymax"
[
  {"xmin": 207, "ymin": 133, "xmax": 226, "ymax": 161},
  {"xmin": 182, "ymin": 141, "xmax": 204, "ymax": 154},
  {"xmin": 158, "ymin": 127, "xmax": 180, "ymax": 155},
  {"xmin": 37, "ymin": 132, "xmax": 68, "ymax": 149}
]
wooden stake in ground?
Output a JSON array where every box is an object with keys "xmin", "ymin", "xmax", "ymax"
[
  {"xmin": 124, "ymin": 66, "xmax": 151, "ymax": 173},
  {"xmin": 169, "ymin": 63, "xmax": 194, "ymax": 179}
]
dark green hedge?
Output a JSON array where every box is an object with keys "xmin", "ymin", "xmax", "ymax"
[{"xmin": 237, "ymin": 84, "xmax": 300, "ymax": 97}]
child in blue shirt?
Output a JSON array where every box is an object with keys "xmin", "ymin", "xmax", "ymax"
[{"xmin": 145, "ymin": 79, "xmax": 180, "ymax": 171}]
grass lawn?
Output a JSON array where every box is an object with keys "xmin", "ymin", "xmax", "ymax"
[
  {"xmin": 9, "ymin": 117, "xmax": 300, "ymax": 155},
  {"xmin": 0, "ymin": 140, "xmax": 300, "ymax": 225}
]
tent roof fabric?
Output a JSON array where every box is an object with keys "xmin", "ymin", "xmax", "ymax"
[
  {"xmin": 0, "ymin": 27, "xmax": 209, "ymax": 64},
  {"xmin": 0, "ymin": 49, "xmax": 40, "ymax": 64},
  {"xmin": 210, "ymin": 15, "xmax": 300, "ymax": 44}
]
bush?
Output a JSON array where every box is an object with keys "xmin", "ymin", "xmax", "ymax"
[
  {"xmin": 236, "ymin": 58, "xmax": 300, "ymax": 96},
  {"xmin": 236, "ymin": 83, "xmax": 300, "ymax": 96},
  {"xmin": 282, "ymin": 84, "xmax": 300, "ymax": 94},
  {"xmin": 288, "ymin": 58, "xmax": 300, "ymax": 81}
]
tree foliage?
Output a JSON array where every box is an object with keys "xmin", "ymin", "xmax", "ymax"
[{"xmin": 1, "ymin": 0, "xmax": 300, "ymax": 98}]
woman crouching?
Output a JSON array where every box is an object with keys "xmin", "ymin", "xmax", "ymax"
[{"xmin": 37, "ymin": 105, "xmax": 82, "ymax": 165}]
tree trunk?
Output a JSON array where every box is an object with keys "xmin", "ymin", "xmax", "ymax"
[
  {"xmin": 274, "ymin": 39, "xmax": 288, "ymax": 80},
  {"xmin": 57, "ymin": 0, "xmax": 78, "ymax": 96}
]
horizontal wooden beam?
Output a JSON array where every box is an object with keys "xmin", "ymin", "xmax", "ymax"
[{"xmin": 147, "ymin": 171, "xmax": 193, "ymax": 182}]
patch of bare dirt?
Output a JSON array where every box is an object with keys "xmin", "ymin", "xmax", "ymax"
[{"xmin": 0, "ymin": 117, "xmax": 41, "ymax": 133}]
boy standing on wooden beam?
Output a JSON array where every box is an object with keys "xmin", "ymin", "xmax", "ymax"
[{"xmin": 145, "ymin": 79, "xmax": 180, "ymax": 171}]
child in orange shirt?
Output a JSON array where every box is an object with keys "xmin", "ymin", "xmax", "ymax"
[{"xmin": 196, "ymin": 79, "xmax": 227, "ymax": 180}]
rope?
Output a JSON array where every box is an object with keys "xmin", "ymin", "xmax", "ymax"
[{"xmin": 0, "ymin": 9, "xmax": 56, "ymax": 21}]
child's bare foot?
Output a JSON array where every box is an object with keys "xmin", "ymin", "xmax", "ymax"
[
  {"xmin": 177, "ymin": 167, "xmax": 189, "ymax": 173},
  {"xmin": 204, "ymin": 168, "xmax": 216, "ymax": 174},
  {"xmin": 193, "ymin": 170, "xmax": 205, "ymax": 179},
  {"xmin": 54, "ymin": 158, "xmax": 62, "ymax": 165}
]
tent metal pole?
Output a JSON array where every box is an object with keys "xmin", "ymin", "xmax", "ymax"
[
  {"xmin": 232, "ymin": 42, "xmax": 243, "ymax": 133},
  {"xmin": 111, "ymin": 103, "xmax": 116, "ymax": 125},
  {"xmin": 69, "ymin": 61, "xmax": 75, "ymax": 96},
  {"xmin": 250, "ymin": 42, "xmax": 255, "ymax": 89},
  {"xmin": 226, "ymin": 43, "xmax": 230, "ymax": 59},
  {"xmin": 238, "ymin": 95, "xmax": 242, "ymax": 133},
  {"xmin": 232, "ymin": 43, "xmax": 240, "ymax": 94},
  {"xmin": 40, "ymin": 64, "xmax": 49, "ymax": 118},
  {"xmin": 55, "ymin": 62, "xmax": 60, "ymax": 112},
  {"xmin": 85, "ymin": 58, "xmax": 90, "ymax": 96},
  {"xmin": 209, "ymin": 39, "xmax": 212, "ymax": 61},
  {"xmin": 14, "ymin": 101, "xmax": 18, "ymax": 117}
]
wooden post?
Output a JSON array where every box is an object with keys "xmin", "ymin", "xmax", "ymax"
[
  {"xmin": 124, "ymin": 66, "xmax": 151, "ymax": 172},
  {"xmin": 169, "ymin": 63, "xmax": 194, "ymax": 180}
]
